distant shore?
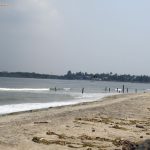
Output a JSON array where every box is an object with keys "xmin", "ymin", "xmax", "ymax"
[
  {"xmin": 1, "ymin": 71, "xmax": 150, "ymax": 83},
  {"xmin": 0, "ymin": 93, "xmax": 150, "ymax": 149}
]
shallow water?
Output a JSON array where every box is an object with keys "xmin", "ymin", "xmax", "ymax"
[{"xmin": 0, "ymin": 77, "xmax": 149, "ymax": 114}]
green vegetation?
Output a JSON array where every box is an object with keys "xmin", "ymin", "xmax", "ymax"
[{"xmin": 0, "ymin": 71, "xmax": 150, "ymax": 83}]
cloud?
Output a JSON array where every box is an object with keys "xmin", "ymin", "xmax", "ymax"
[
  {"xmin": 1, "ymin": 0, "xmax": 150, "ymax": 75},
  {"xmin": 0, "ymin": 0, "xmax": 64, "ymax": 44},
  {"xmin": 0, "ymin": 0, "xmax": 64, "ymax": 73},
  {"xmin": 9, "ymin": 0, "xmax": 63, "ymax": 36}
]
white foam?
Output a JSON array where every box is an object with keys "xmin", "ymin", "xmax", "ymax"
[
  {"xmin": 63, "ymin": 88, "xmax": 71, "ymax": 91},
  {"xmin": 75, "ymin": 92, "xmax": 114, "ymax": 99},
  {"xmin": 115, "ymin": 88, "xmax": 122, "ymax": 92},
  {"xmin": 0, "ymin": 102, "xmax": 74, "ymax": 115},
  {"xmin": 0, "ymin": 88, "xmax": 49, "ymax": 92}
]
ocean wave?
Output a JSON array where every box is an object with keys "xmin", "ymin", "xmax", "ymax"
[
  {"xmin": 49, "ymin": 88, "xmax": 71, "ymax": 91},
  {"xmin": 0, "ymin": 102, "xmax": 75, "ymax": 115},
  {"xmin": 0, "ymin": 87, "xmax": 71, "ymax": 92},
  {"xmin": 0, "ymin": 93, "xmax": 116, "ymax": 115},
  {"xmin": 0, "ymin": 88, "xmax": 50, "ymax": 92}
]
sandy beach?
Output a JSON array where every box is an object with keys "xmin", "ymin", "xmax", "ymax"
[{"xmin": 0, "ymin": 93, "xmax": 150, "ymax": 150}]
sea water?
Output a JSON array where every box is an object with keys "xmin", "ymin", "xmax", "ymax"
[{"xmin": 0, "ymin": 77, "xmax": 149, "ymax": 115}]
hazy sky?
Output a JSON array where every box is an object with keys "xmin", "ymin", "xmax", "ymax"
[{"xmin": 0, "ymin": 0, "xmax": 150, "ymax": 75}]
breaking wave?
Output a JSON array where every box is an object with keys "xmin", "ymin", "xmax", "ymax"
[
  {"xmin": 0, "ymin": 93, "xmax": 116, "ymax": 115},
  {"xmin": 0, "ymin": 88, "xmax": 50, "ymax": 92}
]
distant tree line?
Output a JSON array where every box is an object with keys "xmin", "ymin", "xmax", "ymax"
[
  {"xmin": 0, "ymin": 71, "xmax": 150, "ymax": 83},
  {"xmin": 0, "ymin": 72, "xmax": 60, "ymax": 79}
]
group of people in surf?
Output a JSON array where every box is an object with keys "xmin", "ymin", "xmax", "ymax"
[{"xmin": 51, "ymin": 87, "xmax": 85, "ymax": 94}]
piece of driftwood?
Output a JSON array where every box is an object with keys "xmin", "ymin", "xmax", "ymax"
[
  {"xmin": 136, "ymin": 124, "xmax": 144, "ymax": 128},
  {"xmin": 34, "ymin": 121, "xmax": 48, "ymax": 124}
]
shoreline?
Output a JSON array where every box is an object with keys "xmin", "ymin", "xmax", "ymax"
[
  {"xmin": 0, "ymin": 93, "xmax": 117, "ymax": 117},
  {"xmin": 0, "ymin": 92, "xmax": 117, "ymax": 116},
  {"xmin": 0, "ymin": 93, "xmax": 150, "ymax": 149}
]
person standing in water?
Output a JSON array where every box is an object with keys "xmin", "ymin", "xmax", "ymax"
[
  {"xmin": 127, "ymin": 88, "xmax": 128, "ymax": 93},
  {"xmin": 122, "ymin": 85, "xmax": 125, "ymax": 93},
  {"xmin": 105, "ymin": 87, "xmax": 107, "ymax": 92},
  {"xmin": 82, "ymin": 88, "xmax": 84, "ymax": 94},
  {"xmin": 55, "ymin": 87, "xmax": 57, "ymax": 92}
]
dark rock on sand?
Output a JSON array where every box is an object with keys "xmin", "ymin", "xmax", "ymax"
[
  {"xmin": 136, "ymin": 139, "xmax": 150, "ymax": 150},
  {"xmin": 122, "ymin": 140, "xmax": 137, "ymax": 150}
]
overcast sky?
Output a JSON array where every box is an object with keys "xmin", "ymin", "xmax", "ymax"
[{"xmin": 0, "ymin": 0, "xmax": 150, "ymax": 75}]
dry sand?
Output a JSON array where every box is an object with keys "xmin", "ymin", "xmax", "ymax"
[{"xmin": 0, "ymin": 93, "xmax": 150, "ymax": 149}]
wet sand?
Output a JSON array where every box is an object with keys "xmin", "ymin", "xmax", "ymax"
[{"xmin": 0, "ymin": 93, "xmax": 150, "ymax": 149}]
